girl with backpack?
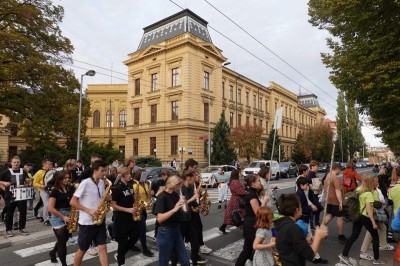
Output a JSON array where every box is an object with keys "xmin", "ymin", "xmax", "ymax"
[
  {"xmin": 339, "ymin": 173, "xmax": 385, "ymax": 265},
  {"xmin": 342, "ymin": 161, "xmax": 362, "ymax": 194}
]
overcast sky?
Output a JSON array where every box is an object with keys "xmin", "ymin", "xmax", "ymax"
[{"xmin": 55, "ymin": 0, "xmax": 383, "ymax": 147}]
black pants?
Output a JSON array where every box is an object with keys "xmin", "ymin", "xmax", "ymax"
[
  {"xmin": 51, "ymin": 226, "xmax": 70, "ymax": 266},
  {"xmin": 172, "ymin": 220, "xmax": 200, "ymax": 266},
  {"xmin": 5, "ymin": 200, "xmax": 27, "ymax": 231},
  {"xmin": 115, "ymin": 219, "xmax": 140, "ymax": 266},
  {"xmin": 342, "ymin": 215, "xmax": 380, "ymax": 260},
  {"xmin": 192, "ymin": 213, "xmax": 205, "ymax": 246},
  {"xmin": 235, "ymin": 216, "xmax": 256, "ymax": 266}
]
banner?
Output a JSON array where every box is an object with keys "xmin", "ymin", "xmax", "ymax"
[{"xmin": 273, "ymin": 107, "xmax": 283, "ymax": 129}]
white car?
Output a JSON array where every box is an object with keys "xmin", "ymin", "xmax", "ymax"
[
  {"xmin": 200, "ymin": 165, "xmax": 236, "ymax": 187},
  {"xmin": 241, "ymin": 160, "xmax": 280, "ymax": 180}
]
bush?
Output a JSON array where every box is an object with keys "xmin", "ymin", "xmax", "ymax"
[{"xmin": 135, "ymin": 156, "xmax": 162, "ymax": 168}]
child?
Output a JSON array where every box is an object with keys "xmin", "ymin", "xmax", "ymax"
[
  {"xmin": 252, "ymin": 207, "xmax": 275, "ymax": 266},
  {"xmin": 275, "ymin": 193, "xmax": 328, "ymax": 266}
]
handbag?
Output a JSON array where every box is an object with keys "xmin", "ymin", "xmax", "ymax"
[
  {"xmin": 374, "ymin": 208, "xmax": 388, "ymax": 223},
  {"xmin": 310, "ymin": 178, "xmax": 323, "ymax": 194},
  {"xmin": 231, "ymin": 209, "xmax": 244, "ymax": 226},
  {"xmin": 238, "ymin": 197, "xmax": 246, "ymax": 209}
]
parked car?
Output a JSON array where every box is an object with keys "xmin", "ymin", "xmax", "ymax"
[
  {"xmin": 317, "ymin": 163, "xmax": 330, "ymax": 172},
  {"xmin": 334, "ymin": 162, "xmax": 346, "ymax": 170},
  {"xmin": 200, "ymin": 165, "xmax": 236, "ymax": 187},
  {"xmin": 279, "ymin": 162, "xmax": 298, "ymax": 178},
  {"xmin": 145, "ymin": 167, "xmax": 175, "ymax": 184},
  {"xmin": 241, "ymin": 160, "xmax": 280, "ymax": 180}
]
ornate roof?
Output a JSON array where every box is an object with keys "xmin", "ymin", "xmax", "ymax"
[
  {"xmin": 298, "ymin": 94, "xmax": 320, "ymax": 108},
  {"xmin": 137, "ymin": 9, "xmax": 212, "ymax": 51}
]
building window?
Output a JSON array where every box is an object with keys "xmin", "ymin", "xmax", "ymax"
[
  {"xmin": 204, "ymin": 103, "xmax": 209, "ymax": 123},
  {"xmin": 150, "ymin": 137, "xmax": 156, "ymax": 155},
  {"xmin": 151, "ymin": 73, "xmax": 158, "ymax": 91},
  {"xmin": 253, "ymin": 94, "xmax": 256, "ymax": 107},
  {"xmin": 119, "ymin": 110, "xmax": 127, "ymax": 128},
  {"xmin": 172, "ymin": 68, "xmax": 179, "ymax": 87},
  {"xmin": 246, "ymin": 92, "xmax": 249, "ymax": 105},
  {"xmin": 133, "ymin": 139, "xmax": 138, "ymax": 156},
  {"xmin": 285, "ymin": 106, "xmax": 288, "ymax": 117},
  {"xmin": 238, "ymin": 114, "xmax": 242, "ymax": 126},
  {"xmin": 265, "ymin": 100, "xmax": 268, "ymax": 112},
  {"xmin": 204, "ymin": 140, "xmax": 208, "ymax": 156},
  {"xmin": 171, "ymin": 136, "xmax": 178, "ymax": 155},
  {"xmin": 172, "ymin": 101, "xmax": 179, "ymax": 120},
  {"xmin": 237, "ymin": 89, "xmax": 241, "ymax": 103},
  {"xmin": 134, "ymin": 108, "xmax": 139, "ymax": 125},
  {"xmin": 106, "ymin": 110, "xmax": 113, "ymax": 128},
  {"xmin": 275, "ymin": 102, "xmax": 277, "ymax": 111},
  {"xmin": 230, "ymin": 112, "xmax": 234, "ymax": 127},
  {"xmin": 246, "ymin": 116, "xmax": 250, "ymax": 125},
  {"xmin": 229, "ymin": 85, "xmax": 233, "ymax": 101},
  {"xmin": 222, "ymin": 82, "xmax": 225, "ymax": 98},
  {"xmin": 135, "ymin": 78, "xmax": 140, "ymax": 95},
  {"xmin": 204, "ymin": 71, "xmax": 209, "ymax": 90},
  {"xmin": 151, "ymin": 104, "xmax": 157, "ymax": 123},
  {"xmin": 254, "ymin": 118, "xmax": 257, "ymax": 125},
  {"xmin": 286, "ymin": 126, "xmax": 288, "ymax": 137},
  {"xmin": 93, "ymin": 110, "xmax": 100, "ymax": 128},
  {"xmin": 289, "ymin": 107, "xmax": 292, "ymax": 119},
  {"xmin": 259, "ymin": 97, "xmax": 262, "ymax": 110},
  {"xmin": 266, "ymin": 121, "xmax": 269, "ymax": 133}
]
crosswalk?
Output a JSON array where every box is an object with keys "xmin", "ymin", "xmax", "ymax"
[{"xmin": 14, "ymin": 215, "xmax": 243, "ymax": 266}]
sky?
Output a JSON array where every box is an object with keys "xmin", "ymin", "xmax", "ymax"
[{"xmin": 55, "ymin": 0, "xmax": 384, "ymax": 147}]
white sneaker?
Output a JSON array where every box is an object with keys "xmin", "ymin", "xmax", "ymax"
[
  {"xmin": 379, "ymin": 244, "xmax": 394, "ymax": 251},
  {"xmin": 185, "ymin": 242, "xmax": 191, "ymax": 250},
  {"xmin": 373, "ymin": 259, "xmax": 386, "ymax": 265},
  {"xmin": 86, "ymin": 246, "xmax": 98, "ymax": 256},
  {"xmin": 200, "ymin": 245, "xmax": 212, "ymax": 254},
  {"xmin": 339, "ymin": 254, "xmax": 358, "ymax": 266},
  {"xmin": 359, "ymin": 252, "xmax": 373, "ymax": 261}
]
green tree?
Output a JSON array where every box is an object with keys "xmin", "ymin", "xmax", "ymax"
[
  {"xmin": 308, "ymin": 0, "xmax": 400, "ymax": 154},
  {"xmin": 347, "ymin": 101, "xmax": 365, "ymax": 160},
  {"xmin": 291, "ymin": 133, "xmax": 308, "ymax": 164},
  {"xmin": 211, "ymin": 112, "xmax": 237, "ymax": 165},
  {"xmin": 0, "ymin": 0, "xmax": 87, "ymax": 148},
  {"xmin": 336, "ymin": 90, "xmax": 349, "ymax": 162},
  {"xmin": 262, "ymin": 127, "xmax": 285, "ymax": 161},
  {"xmin": 229, "ymin": 124, "xmax": 262, "ymax": 163}
]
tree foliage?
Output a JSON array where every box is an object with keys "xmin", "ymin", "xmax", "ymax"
[
  {"xmin": 229, "ymin": 124, "xmax": 263, "ymax": 163},
  {"xmin": 308, "ymin": 0, "xmax": 400, "ymax": 154},
  {"xmin": 211, "ymin": 112, "xmax": 237, "ymax": 165},
  {"xmin": 262, "ymin": 127, "xmax": 285, "ymax": 161},
  {"xmin": 0, "ymin": 0, "xmax": 89, "ymax": 147},
  {"xmin": 291, "ymin": 133, "xmax": 308, "ymax": 164}
]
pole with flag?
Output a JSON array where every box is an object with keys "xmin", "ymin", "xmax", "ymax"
[{"xmin": 267, "ymin": 107, "xmax": 283, "ymax": 187}]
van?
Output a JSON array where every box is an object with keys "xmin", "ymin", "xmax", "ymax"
[{"xmin": 241, "ymin": 160, "xmax": 280, "ymax": 180}]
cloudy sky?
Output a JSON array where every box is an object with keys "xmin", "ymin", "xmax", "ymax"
[{"xmin": 55, "ymin": 0, "xmax": 383, "ymax": 147}]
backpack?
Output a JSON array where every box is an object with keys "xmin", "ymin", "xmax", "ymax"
[
  {"xmin": 343, "ymin": 173, "xmax": 353, "ymax": 187},
  {"xmin": 342, "ymin": 190, "xmax": 365, "ymax": 222},
  {"xmin": 44, "ymin": 169, "xmax": 58, "ymax": 193},
  {"xmin": 231, "ymin": 209, "xmax": 244, "ymax": 226}
]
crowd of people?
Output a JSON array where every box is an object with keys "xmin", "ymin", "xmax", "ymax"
[{"xmin": 1, "ymin": 155, "xmax": 400, "ymax": 266}]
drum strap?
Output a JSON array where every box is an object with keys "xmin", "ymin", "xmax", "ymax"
[{"xmin": 9, "ymin": 168, "xmax": 24, "ymax": 187}]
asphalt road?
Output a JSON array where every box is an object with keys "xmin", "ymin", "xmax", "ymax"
[{"xmin": 0, "ymin": 167, "xmax": 394, "ymax": 265}]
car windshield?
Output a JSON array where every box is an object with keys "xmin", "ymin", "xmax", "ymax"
[
  {"xmin": 201, "ymin": 166, "xmax": 220, "ymax": 173},
  {"xmin": 248, "ymin": 162, "xmax": 262, "ymax": 168},
  {"xmin": 279, "ymin": 162, "xmax": 290, "ymax": 167}
]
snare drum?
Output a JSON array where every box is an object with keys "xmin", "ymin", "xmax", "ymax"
[{"xmin": 10, "ymin": 186, "xmax": 34, "ymax": 201}]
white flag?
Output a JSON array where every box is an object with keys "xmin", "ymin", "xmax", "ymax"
[{"xmin": 274, "ymin": 107, "xmax": 283, "ymax": 129}]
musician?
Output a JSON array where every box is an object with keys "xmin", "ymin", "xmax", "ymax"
[
  {"xmin": 63, "ymin": 159, "xmax": 78, "ymax": 184},
  {"xmin": 111, "ymin": 166, "xmax": 140, "ymax": 266},
  {"xmin": 0, "ymin": 155, "xmax": 31, "ymax": 237},
  {"xmin": 131, "ymin": 169, "xmax": 155, "ymax": 257},
  {"xmin": 70, "ymin": 160, "xmax": 109, "ymax": 266},
  {"xmin": 151, "ymin": 169, "xmax": 169, "ymax": 241},
  {"xmin": 33, "ymin": 159, "xmax": 52, "ymax": 226},
  {"xmin": 214, "ymin": 168, "xmax": 230, "ymax": 209},
  {"xmin": 153, "ymin": 174, "xmax": 190, "ymax": 266},
  {"xmin": 48, "ymin": 170, "xmax": 75, "ymax": 266},
  {"xmin": 78, "ymin": 153, "xmax": 101, "ymax": 183}
]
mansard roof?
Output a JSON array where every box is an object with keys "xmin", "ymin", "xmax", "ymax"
[{"xmin": 137, "ymin": 9, "xmax": 212, "ymax": 51}]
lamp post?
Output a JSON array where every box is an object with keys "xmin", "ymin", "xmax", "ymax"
[
  {"xmin": 340, "ymin": 127, "xmax": 348, "ymax": 163},
  {"xmin": 76, "ymin": 70, "xmax": 96, "ymax": 160},
  {"xmin": 208, "ymin": 62, "xmax": 231, "ymax": 166}
]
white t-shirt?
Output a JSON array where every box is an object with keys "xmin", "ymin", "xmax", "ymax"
[{"xmin": 74, "ymin": 178, "xmax": 105, "ymax": 225}]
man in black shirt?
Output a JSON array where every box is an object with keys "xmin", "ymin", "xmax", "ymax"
[
  {"xmin": 0, "ymin": 156, "xmax": 31, "ymax": 237},
  {"xmin": 151, "ymin": 169, "xmax": 169, "ymax": 240},
  {"xmin": 78, "ymin": 153, "xmax": 101, "ymax": 183}
]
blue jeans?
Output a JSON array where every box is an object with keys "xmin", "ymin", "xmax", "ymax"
[
  {"xmin": 139, "ymin": 211, "xmax": 149, "ymax": 251},
  {"xmin": 157, "ymin": 226, "xmax": 189, "ymax": 266},
  {"xmin": 51, "ymin": 209, "xmax": 70, "ymax": 229}
]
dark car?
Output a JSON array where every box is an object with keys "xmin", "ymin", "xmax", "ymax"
[
  {"xmin": 145, "ymin": 167, "xmax": 175, "ymax": 184},
  {"xmin": 317, "ymin": 163, "xmax": 330, "ymax": 172},
  {"xmin": 279, "ymin": 162, "xmax": 298, "ymax": 178}
]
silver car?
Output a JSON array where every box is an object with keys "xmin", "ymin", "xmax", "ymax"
[{"xmin": 200, "ymin": 165, "xmax": 236, "ymax": 187}]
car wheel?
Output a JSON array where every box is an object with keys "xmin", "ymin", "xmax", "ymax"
[{"xmin": 275, "ymin": 172, "xmax": 279, "ymax": 180}]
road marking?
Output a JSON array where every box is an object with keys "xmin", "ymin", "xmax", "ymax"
[
  {"xmin": 15, "ymin": 241, "xmax": 56, "ymax": 257},
  {"xmin": 212, "ymin": 238, "xmax": 244, "ymax": 262}
]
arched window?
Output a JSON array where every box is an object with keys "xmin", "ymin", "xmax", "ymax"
[
  {"xmin": 106, "ymin": 110, "xmax": 113, "ymax": 128},
  {"xmin": 93, "ymin": 110, "xmax": 100, "ymax": 128},
  {"xmin": 119, "ymin": 110, "xmax": 127, "ymax": 128}
]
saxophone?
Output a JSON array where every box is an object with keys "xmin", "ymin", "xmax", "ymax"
[
  {"xmin": 92, "ymin": 177, "xmax": 112, "ymax": 225},
  {"xmin": 200, "ymin": 181, "xmax": 212, "ymax": 216},
  {"xmin": 67, "ymin": 183, "xmax": 80, "ymax": 233},
  {"xmin": 191, "ymin": 180, "xmax": 202, "ymax": 213},
  {"xmin": 133, "ymin": 180, "xmax": 142, "ymax": 221},
  {"xmin": 143, "ymin": 181, "xmax": 153, "ymax": 214}
]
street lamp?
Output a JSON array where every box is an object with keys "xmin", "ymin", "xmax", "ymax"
[
  {"xmin": 208, "ymin": 62, "xmax": 231, "ymax": 166},
  {"xmin": 340, "ymin": 127, "xmax": 348, "ymax": 163},
  {"xmin": 76, "ymin": 70, "xmax": 96, "ymax": 160}
]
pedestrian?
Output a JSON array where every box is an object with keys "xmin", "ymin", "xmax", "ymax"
[
  {"xmin": 64, "ymin": 159, "xmax": 78, "ymax": 184},
  {"xmin": 322, "ymin": 163, "xmax": 347, "ymax": 242},
  {"xmin": 306, "ymin": 160, "xmax": 324, "ymax": 228},
  {"xmin": 219, "ymin": 169, "xmax": 247, "ymax": 234},
  {"xmin": 151, "ymin": 169, "xmax": 170, "ymax": 241},
  {"xmin": 153, "ymin": 174, "xmax": 190, "ymax": 266},
  {"xmin": 33, "ymin": 159, "xmax": 52, "ymax": 226},
  {"xmin": 342, "ymin": 161, "xmax": 362, "ymax": 194},
  {"xmin": 172, "ymin": 158, "xmax": 177, "ymax": 169},
  {"xmin": 0, "ymin": 155, "xmax": 31, "ymax": 237},
  {"xmin": 75, "ymin": 160, "xmax": 84, "ymax": 178},
  {"xmin": 339, "ymin": 173, "xmax": 385, "ymax": 265},
  {"xmin": 70, "ymin": 160, "xmax": 109, "ymax": 266},
  {"xmin": 24, "ymin": 162, "xmax": 34, "ymax": 210},
  {"xmin": 275, "ymin": 193, "xmax": 328, "ymax": 265},
  {"xmin": 252, "ymin": 206, "xmax": 275, "ymax": 266},
  {"xmin": 235, "ymin": 174, "xmax": 269, "ymax": 266},
  {"xmin": 111, "ymin": 166, "xmax": 140, "ymax": 266},
  {"xmin": 258, "ymin": 166, "xmax": 273, "ymax": 209},
  {"xmin": 214, "ymin": 168, "xmax": 229, "ymax": 209},
  {"xmin": 48, "ymin": 170, "xmax": 75, "ymax": 265}
]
